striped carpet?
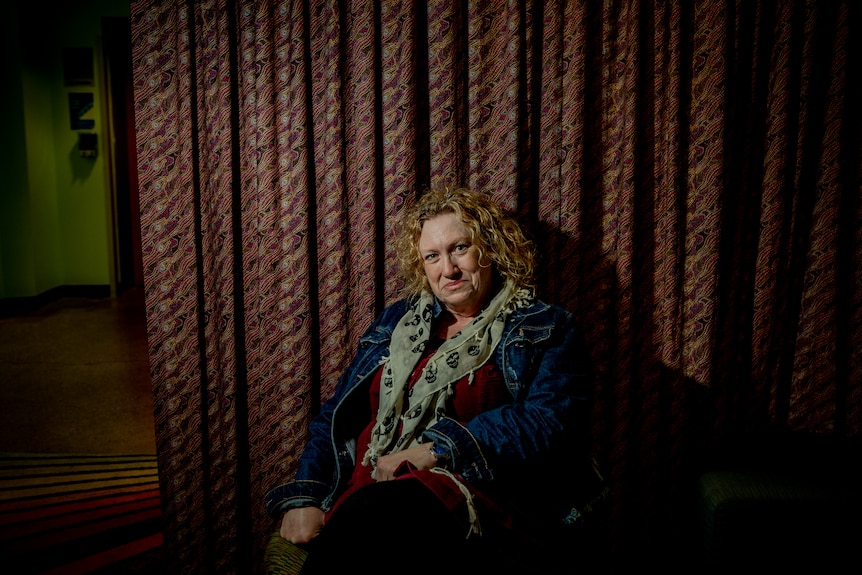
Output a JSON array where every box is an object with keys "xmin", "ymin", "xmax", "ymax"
[{"xmin": 0, "ymin": 453, "xmax": 163, "ymax": 574}]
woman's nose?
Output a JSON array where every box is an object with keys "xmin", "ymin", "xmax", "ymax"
[{"xmin": 441, "ymin": 254, "xmax": 459, "ymax": 276}]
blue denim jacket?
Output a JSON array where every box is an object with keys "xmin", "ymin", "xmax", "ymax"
[{"xmin": 264, "ymin": 295, "xmax": 595, "ymax": 530}]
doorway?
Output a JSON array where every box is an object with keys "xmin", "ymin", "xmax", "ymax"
[{"xmin": 102, "ymin": 17, "xmax": 143, "ymax": 294}]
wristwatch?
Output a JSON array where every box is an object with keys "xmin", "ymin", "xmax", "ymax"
[{"xmin": 429, "ymin": 443, "xmax": 451, "ymax": 468}]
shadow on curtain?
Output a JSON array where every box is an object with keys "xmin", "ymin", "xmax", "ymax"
[{"xmin": 130, "ymin": 0, "xmax": 860, "ymax": 572}]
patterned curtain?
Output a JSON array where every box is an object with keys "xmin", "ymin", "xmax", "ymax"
[{"xmin": 131, "ymin": 1, "xmax": 861, "ymax": 573}]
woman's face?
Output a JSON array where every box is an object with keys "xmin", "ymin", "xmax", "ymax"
[{"xmin": 418, "ymin": 212, "xmax": 493, "ymax": 318}]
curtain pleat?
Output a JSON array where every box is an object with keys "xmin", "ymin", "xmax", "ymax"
[
  {"xmin": 341, "ymin": 2, "xmax": 384, "ymax": 315},
  {"xmin": 379, "ymin": 1, "xmax": 421, "ymax": 302},
  {"xmin": 240, "ymin": 2, "xmax": 310, "ymax": 572},
  {"xmin": 131, "ymin": 0, "xmax": 862, "ymax": 572}
]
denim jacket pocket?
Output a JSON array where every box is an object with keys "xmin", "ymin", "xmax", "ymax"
[{"xmin": 500, "ymin": 322, "xmax": 554, "ymax": 396}]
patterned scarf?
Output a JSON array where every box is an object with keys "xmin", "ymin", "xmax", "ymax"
[{"xmin": 362, "ymin": 280, "xmax": 520, "ymax": 476}]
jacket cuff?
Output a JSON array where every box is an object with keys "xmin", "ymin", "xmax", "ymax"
[
  {"xmin": 263, "ymin": 479, "xmax": 331, "ymax": 517},
  {"xmin": 422, "ymin": 417, "xmax": 494, "ymax": 483}
]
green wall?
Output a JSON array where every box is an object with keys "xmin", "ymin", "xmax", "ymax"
[{"xmin": 1, "ymin": 0, "xmax": 131, "ymax": 299}]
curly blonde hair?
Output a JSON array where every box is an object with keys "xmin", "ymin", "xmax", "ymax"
[{"xmin": 395, "ymin": 187, "xmax": 537, "ymax": 297}]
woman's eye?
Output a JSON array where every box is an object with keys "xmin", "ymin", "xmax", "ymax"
[
  {"xmin": 454, "ymin": 244, "xmax": 469, "ymax": 253},
  {"xmin": 424, "ymin": 253, "xmax": 437, "ymax": 261}
]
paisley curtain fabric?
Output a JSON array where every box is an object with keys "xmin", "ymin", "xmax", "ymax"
[{"xmin": 130, "ymin": 1, "xmax": 860, "ymax": 572}]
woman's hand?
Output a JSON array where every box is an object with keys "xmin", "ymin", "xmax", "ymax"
[
  {"xmin": 375, "ymin": 443, "xmax": 438, "ymax": 481},
  {"xmin": 279, "ymin": 506, "xmax": 325, "ymax": 544}
]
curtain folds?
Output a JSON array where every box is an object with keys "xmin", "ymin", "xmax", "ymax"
[{"xmin": 131, "ymin": 0, "xmax": 861, "ymax": 572}]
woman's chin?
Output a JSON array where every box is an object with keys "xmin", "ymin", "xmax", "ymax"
[{"xmin": 442, "ymin": 298, "xmax": 484, "ymax": 317}]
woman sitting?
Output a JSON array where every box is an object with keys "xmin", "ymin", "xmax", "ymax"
[{"xmin": 265, "ymin": 187, "xmax": 596, "ymax": 573}]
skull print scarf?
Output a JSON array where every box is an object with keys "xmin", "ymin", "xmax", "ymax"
[{"xmin": 362, "ymin": 279, "xmax": 520, "ymax": 477}]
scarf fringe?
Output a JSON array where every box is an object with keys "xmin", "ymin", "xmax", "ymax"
[{"xmin": 430, "ymin": 467, "xmax": 482, "ymax": 537}]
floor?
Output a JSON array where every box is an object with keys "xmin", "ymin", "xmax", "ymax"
[
  {"xmin": 0, "ymin": 287, "xmax": 156, "ymax": 455},
  {"xmin": 0, "ymin": 287, "xmax": 165, "ymax": 573}
]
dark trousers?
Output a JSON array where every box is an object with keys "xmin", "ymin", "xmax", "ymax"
[{"xmin": 298, "ymin": 478, "xmax": 532, "ymax": 574}]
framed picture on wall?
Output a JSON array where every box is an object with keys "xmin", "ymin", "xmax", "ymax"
[
  {"xmin": 63, "ymin": 47, "xmax": 94, "ymax": 86},
  {"xmin": 68, "ymin": 92, "xmax": 96, "ymax": 130}
]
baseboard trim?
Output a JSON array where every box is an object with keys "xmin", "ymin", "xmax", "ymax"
[{"xmin": 0, "ymin": 285, "xmax": 111, "ymax": 318}]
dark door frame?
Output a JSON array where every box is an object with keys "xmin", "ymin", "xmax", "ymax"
[{"xmin": 102, "ymin": 17, "xmax": 143, "ymax": 294}]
